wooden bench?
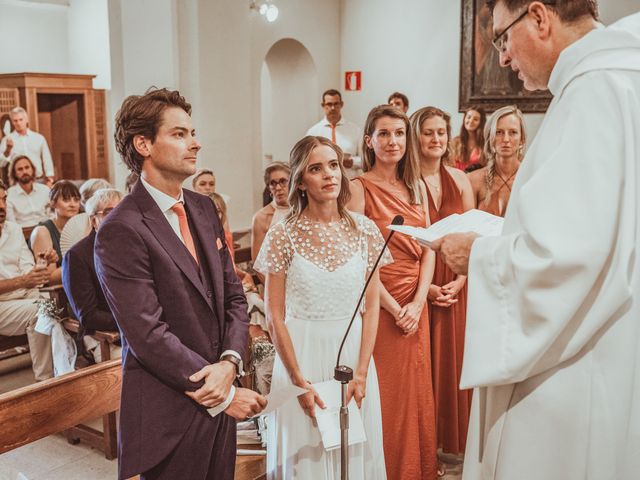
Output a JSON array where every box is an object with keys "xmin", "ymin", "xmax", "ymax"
[{"xmin": 0, "ymin": 359, "xmax": 122, "ymax": 454}]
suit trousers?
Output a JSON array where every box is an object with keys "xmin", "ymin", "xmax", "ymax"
[
  {"xmin": 0, "ymin": 289, "xmax": 53, "ymax": 381},
  {"xmin": 141, "ymin": 409, "xmax": 237, "ymax": 480}
]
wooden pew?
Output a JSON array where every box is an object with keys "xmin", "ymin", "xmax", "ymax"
[{"xmin": 0, "ymin": 359, "xmax": 122, "ymax": 454}]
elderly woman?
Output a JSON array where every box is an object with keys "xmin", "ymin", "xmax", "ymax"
[
  {"xmin": 250, "ymin": 162, "xmax": 291, "ymax": 261},
  {"xmin": 62, "ymin": 188, "xmax": 123, "ymax": 363}
]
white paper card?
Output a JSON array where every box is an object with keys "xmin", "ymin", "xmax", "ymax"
[
  {"xmin": 260, "ymin": 383, "xmax": 308, "ymax": 416},
  {"xmin": 388, "ymin": 209, "xmax": 504, "ymax": 248},
  {"xmin": 312, "ymin": 380, "xmax": 366, "ymax": 451}
]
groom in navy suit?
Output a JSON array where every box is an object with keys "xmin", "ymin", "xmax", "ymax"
[{"xmin": 95, "ymin": 88, "xmax": 266, "ymax": 480}]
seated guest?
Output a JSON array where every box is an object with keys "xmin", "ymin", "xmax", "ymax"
[
  {"xmin": 388, "ymin": 91, "xmax": 410, "ymax": 113},
  {"xmin": 79, "ymin": 178, "xmax": 112, "ymax": 210},
  {"xmin": 468, "ymin": 105, "xmax": 526, "ymax": 217},
  {"xmin": 192, "ymin": 168, "xmax": 231, "ymax": 204},
  {"xmin": 62, "ymin": 188, "xmax": 123, "ymax": 363},
  {"xmin": 251, "ymin": 162, "xmax": 290, "ymax": 261},
  {"xmin": 6, "ymin": 155, "xmax": 50, "ymax": 227},
  {"xmin": 30, "ymin": 180, "xmax": 81, "ymax": 285},
  {"xmin": 0, "ymin": 180, "xmax": 54, "ymax": 381},
  {"xmin": 450, "ymin": 107, "xmax": 486, "ymax": 172}
]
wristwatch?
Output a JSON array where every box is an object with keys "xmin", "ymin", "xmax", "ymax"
[{"xmin": 221, "ymin": 354, "xmax": 244, "ymax": 378}]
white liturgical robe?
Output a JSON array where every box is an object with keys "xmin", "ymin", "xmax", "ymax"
[{"xmin": 462, "ymin": 14, "xmax": 640, "ymax": 480}]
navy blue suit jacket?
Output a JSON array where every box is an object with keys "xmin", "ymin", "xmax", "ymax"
[{"xmin": 94, "ymin": 181, "xmax": 248, "ymax": 479}]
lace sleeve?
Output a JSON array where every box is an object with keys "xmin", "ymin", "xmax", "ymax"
[
  {"xmin": 359, "ymin": 215, "xmax": 393, "ymax": 274},
  {"xmin": 253, "ymin": 221, "xmax": 293, "ymax": 276}
]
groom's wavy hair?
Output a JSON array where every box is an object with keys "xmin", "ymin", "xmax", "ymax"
[
  {"xmin": 285, "ymin": 136, "xmax": 355, "ymax": 229},
  {"xmin": 114, "ymin": 87, "xmax": 192, "ymax": 175},
  {"xmin": 486, "ymin": 0, "xmax": 599, "ymax": 22}
]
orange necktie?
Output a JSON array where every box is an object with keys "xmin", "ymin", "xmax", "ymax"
[
  {"xmin": 330, "ymin": 124, "xmax": 337, "ymax": 143},
  {"xmin": 171, "ymin": 202, "xmax": 199, "ymax": 264}
]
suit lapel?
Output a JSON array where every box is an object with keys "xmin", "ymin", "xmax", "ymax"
[
  {"xmin": 184, "ymin": 193, "xmax": 225, "ymax": 325},
  {"xmin": 132, "ymin": 182, "xmax": 212, "ymax": 310}
]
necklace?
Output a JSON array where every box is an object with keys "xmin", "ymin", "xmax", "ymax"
[{"xmin": 424, "ymin": 174, "xmax": 441, "ymax": 193}]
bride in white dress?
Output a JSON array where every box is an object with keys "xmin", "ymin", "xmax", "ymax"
[{"xmin": 255, "ymin": 136, "xmax": 389, "ymax": 480}]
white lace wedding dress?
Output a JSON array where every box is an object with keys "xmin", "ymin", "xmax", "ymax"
[{"xmin": 254, "ymin": 212, "xmax": 390, "ymax": 480}]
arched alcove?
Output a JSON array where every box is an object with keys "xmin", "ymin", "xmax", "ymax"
[{"xmin": 260, "ymin": 38, "xmax": 318, "ymax": 166}]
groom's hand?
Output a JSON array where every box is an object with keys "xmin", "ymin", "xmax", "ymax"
[
  {"xmin": 185, "ymin": 362, "xmax": 236, "ymax": 407},
  {"xmin": 224, "ymin": 388, "xmax": 268, "ymax": 420}
]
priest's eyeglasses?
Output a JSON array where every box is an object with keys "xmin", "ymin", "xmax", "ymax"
[{"xmin": 491, "ymin": 2, "xmax": 556, "ymax": 53}]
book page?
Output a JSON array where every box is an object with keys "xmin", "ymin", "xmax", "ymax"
[{"xmin": 388, "ymin": 209, "xmax": 504, "ymax": 247}]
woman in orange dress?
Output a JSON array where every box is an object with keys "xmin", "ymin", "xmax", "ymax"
[
  {"xmin": 450, "ymin": 107, "xmax": 486, "ymax": 172},
  {"xmin": 467, "ymin": 105, "xmax": 527, "ymax": 217},
  {"xmin": 349, "ymin": 105, "xmax": 438, "ymax": 480},
  {"xmin": 411, "ymin": 107, "xmax": 475, "ymax": 459}
]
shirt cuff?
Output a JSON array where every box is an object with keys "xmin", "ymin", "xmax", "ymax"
[
  {"xmin": 206, "ymin": 384, "xmax": 236, "ymax": 418},
  {"xmin": 220, "ymin": 349, "xmax": 244, "ymax": 376}
]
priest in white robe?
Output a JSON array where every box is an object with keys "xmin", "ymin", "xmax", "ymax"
[{"xmin": 433, "ymin": 2, "xmax": 640, "ymax": 479}]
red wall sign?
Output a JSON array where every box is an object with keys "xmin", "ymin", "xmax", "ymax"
[{"xmin": 345, "ymin": 71, "xmax": 362, "ymax": 91}]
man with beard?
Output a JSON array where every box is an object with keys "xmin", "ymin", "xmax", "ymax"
[
  {"xmin": 6, "ymin": 155, "xmax": 51, "ymax": 227},
  {"xmin": 0, "ymin": 107, "xmax": 54, "ymax": 185},
  {"xmin": 0, "ymin": 179, "xmax": 54, "ymax": 381}
]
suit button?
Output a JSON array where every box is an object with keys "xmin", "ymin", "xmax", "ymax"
[{"xmin": 207, "ymin": 290, "xmax": 213, "ymax": 298}]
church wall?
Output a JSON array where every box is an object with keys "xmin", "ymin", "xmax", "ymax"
[{"xmin": 339, "ymin": 0, "xmax": 639, "ymax": 143}]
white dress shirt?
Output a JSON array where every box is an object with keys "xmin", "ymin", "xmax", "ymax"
[
  {"xmin": 306, "ymin": 116, "xmax": 363, "ymax": 178},
  {"xmin": 0, "ymin": 129, "xmax": 54, "ymax": 178},
  {"xmin": 0, "ymin": 220, "xmax": 35, "ymax": 301},
  {"xmin": 6, "ymin": 183, "xmax": 51, "ymax": 227},
  {"xmin": 140, "ymin": 178, "xmax": 240, "ymax": 415}
]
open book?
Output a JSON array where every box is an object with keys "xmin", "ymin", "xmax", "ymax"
[{"xmin": 388, "ymin": 209, "xmax": 504, "ymax": 248}]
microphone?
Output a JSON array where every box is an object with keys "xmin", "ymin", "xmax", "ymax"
[{"xmin": 335, "ymin": 214, "xmax": 404, "ymax": 376}]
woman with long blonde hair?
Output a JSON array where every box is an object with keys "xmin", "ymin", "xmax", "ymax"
[
  {"xmin": 255, "ymin": 135, "xmax": 388, "ymax": 479},
  {"xmin": 468, "ymin": 105, "xmax": 527, "ymax": 216},
  {"xmin": 348, "ymin": 105, "xmax": 438, "ymax": 480}
]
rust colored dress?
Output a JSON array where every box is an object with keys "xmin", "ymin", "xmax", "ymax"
[
  {"xmin": 425, "ymin": 165, "xmax": 472, "ymax": 455},
  {"xmin": 354, "ymin": 177, "xmax": 438, "ymax": 480}
]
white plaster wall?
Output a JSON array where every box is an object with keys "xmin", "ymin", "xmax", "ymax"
[
  {"xmin": 0, "ymin": 2, "xmax": 69, "ymax": 74},
  {"xmin": 340, "ymin": 0, "xmax": 638, "ymax": 142},
  {"xmin": 67, "ymin": 0, "xmax": 111, "ymax": 90}
]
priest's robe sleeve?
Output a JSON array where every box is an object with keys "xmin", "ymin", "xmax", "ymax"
[{"xmin": 461, "ymin": 73, "xmax": 636, "ymax": 388}]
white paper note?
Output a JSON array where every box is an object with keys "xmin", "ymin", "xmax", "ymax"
[
  {"xmin": 259, "ymin": 383, "xmax": 308, "ymax": 416},
  {"xmin": 389, "ymin": 209, "xmax": 504, "ymax": 248},
  {"xmin": 312, "ymin": 380, "xmax": 366, "ymax": 451}
]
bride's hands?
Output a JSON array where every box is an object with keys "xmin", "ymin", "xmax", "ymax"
[
  {"xmin": 346, "ymin": 375, "xmax": 367, "ymax": 408},
  {"xmin": 296, "ymin": 380, "xmax": 326, "ymax": 418}
]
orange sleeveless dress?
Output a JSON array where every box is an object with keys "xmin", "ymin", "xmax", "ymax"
[
  {"xmin": 425, "ymin": 165, "xmax": 472, "ymax": 455},
  {"xmin": 355, "ymin": 177, "xmax": 438, "ymax": 480}
]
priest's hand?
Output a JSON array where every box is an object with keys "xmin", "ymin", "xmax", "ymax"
[
  {"xmin": 431, "ymin": 233, "xmax": 478, "ymax": 276},
  {"xmin": 185, "ymin": 362, "xmax": 236, "ymax": 407},
  {"xmin": 224, "ymin": 388, "xmax": 267, "ymax": 420}
]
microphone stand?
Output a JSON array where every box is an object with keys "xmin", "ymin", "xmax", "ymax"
[{"xmin": 334, "ymin": 215, "xmax": 403, "ymax": 480}]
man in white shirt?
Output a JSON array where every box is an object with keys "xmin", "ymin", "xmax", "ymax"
[
  {"xmin": 6, "ymin": 155, "xmax": 51, "ymax": 227},
  {"xmin": 306, "ymin": 89, "xmax": 363, "ymax": 178},
  {"xmin": 433, "ymin": 2, "xmax": 640, "ymax": 479},
  {"xmin": 0, "ymin": 107, "xmax": 54, "ymax": 184},
  {"xmin": 0, "ymin": 180, "xmax": 54, "ymax": 381}
]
